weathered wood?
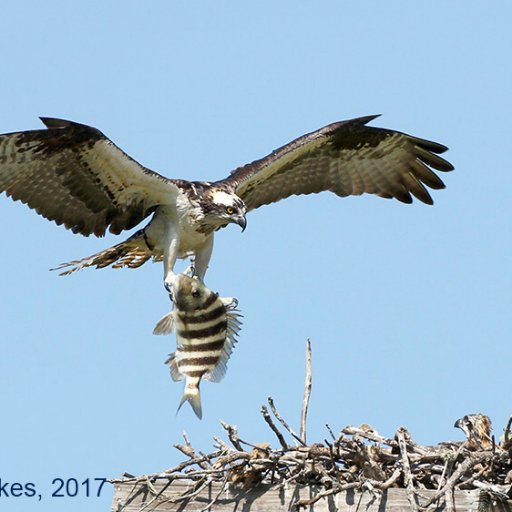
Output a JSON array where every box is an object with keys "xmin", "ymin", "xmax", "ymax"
[
  {"xmin": 300, "ymin": 339, "xmax": 312, "ymax": 444},
  {"xmin": 111, "ymin": 480, "xmax": 510, "ymax": 512}
]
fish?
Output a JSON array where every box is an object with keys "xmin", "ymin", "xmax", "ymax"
[{"xmin": 153, "ymin": 274, "xmax": 242, "ymax": 419}]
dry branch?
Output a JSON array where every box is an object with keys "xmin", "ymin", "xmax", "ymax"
[
  {"xmin": 396, "ymin": 427, "xmax": 420, "ymax": 512},
  {"xmin": 300, "ymin": 339, "xmax": 312, "ymax": 444},
  {"xmin": 261, "ymin": 405, "xmax": 288, "ymax": 450},
  {"xmin": 268, "ymin": 396, "xmax": 306, "ymax": 446}
]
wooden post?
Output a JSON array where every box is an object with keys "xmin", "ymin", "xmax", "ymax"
[{"xmin": 111, "ymin": 480, "xmax": 511, "ymax": 512}]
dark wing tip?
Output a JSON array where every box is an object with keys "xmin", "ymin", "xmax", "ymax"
[
  {"xmin": 38, "ymin": 117, "xmax": 104, "ymax": 145},
  {"xmin": 395, "ymin": 191, "xmax": 414, "ymax": 204},
  {"xmin": 39, "ymin": 117, "xmax": 75, "ymax": 129},
  {"xmin": 323, "ymin": 114, "xmax": 382, "ymax": 136},
  {"xmin": 414, "ymin": 144, "xmax": 454, "ymax": 172},
  {"xmin": 39, "ymin": 117, "xmax": 98, "ymax": 132},
  {"xmin": 413, "ymin": 137, "xmax": 451, "ymax": 155},
  {"xmin": 358, "ymin": 113, "xmax": 382, "ymax": 124},
  {"xmin": 347, "ymin": 114, "xmax": 382, "ymax": 126}
]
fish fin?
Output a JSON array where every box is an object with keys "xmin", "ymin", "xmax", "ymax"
[
  {"xmin": 165, "ymin": 353, "xmax": 185, "ymax": 382},
  {"xmin": 226, "ymin": 304, "xmax": 243, "ymax": 330},
  {"xmin": 177, "ymin": 381, "xmax": 202, "ymax": 419},
  {"xmin": 221, "ymin": 297, "xmax": 238, "ymax": 308},
  {"xmin": 204, "ymin": 361, "xmax": 228, "ymax": 383},
  {"xmin": 153, "ymin": 312, "xmax": 175, "ymax": 335},
  {"xmin": 204, "ymin": 306, "xmax": 242, "ymax": 383}
]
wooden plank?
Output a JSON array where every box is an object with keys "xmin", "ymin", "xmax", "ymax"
[{"xmin": 111, "ymin": 479, "xmax": 503, "ymax": 512}]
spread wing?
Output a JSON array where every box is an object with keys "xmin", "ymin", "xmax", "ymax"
[
  {"xmin": 0, "ymin": 118, "xmax": 181, "ymax": 236},
  {"xmin": 218, "ymin": 115, "xmax": 453, "ymax": 211}
]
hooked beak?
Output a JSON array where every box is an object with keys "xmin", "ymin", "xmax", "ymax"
[
  {"xmin": 235, "ymin": 214, "xmax": 247, "ymax": 232},
  {"xmin": 454, "ymin": 417, "xmax": 470, "ymax": 437}
]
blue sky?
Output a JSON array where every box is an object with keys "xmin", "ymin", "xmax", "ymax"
[{"xmin": 0, "ymin": 2, "xmax": 510, "ymax": 511}]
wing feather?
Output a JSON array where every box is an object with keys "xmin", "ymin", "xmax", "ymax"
[
  {"xmin": 218, "ymin": 115, "xmax": 453, "ymax": 210},
  {"xmin": 0, "ymin": 118, "xmax": 180, "ymax": 236}
]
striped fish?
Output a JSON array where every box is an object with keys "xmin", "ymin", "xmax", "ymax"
[{"xmin": 153, "ymin": 274, "xmax": 242, "ymax": 419}]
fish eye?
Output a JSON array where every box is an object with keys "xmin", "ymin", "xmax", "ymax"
[{"xmin": 226, "ymin": 206, "xmax": 235, "ymax": 215}]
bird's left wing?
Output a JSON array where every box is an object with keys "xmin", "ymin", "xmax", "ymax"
[
  {"xmin": 0, "ymin": 118, "xmax": 181, "ymax": 236},
  {"xmin": 218, "ymin": 115, "xmax": 453, "ymax": 211}
]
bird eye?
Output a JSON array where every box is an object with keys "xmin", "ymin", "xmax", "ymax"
[{"xmin": 226, "ymin": 206, "xmax": 235, "ymax": 215}]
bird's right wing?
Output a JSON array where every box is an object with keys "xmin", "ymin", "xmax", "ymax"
[{"xmin": 0, "ymin": 118, "xmax": 182, "ymax": 236}]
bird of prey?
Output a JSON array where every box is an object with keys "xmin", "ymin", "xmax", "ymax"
[
  {"xmin": 0, "ymin": 115, "xmax": 453, "ymax": 289},
  {"xmin": 454, "ymin": 414, "xmax": 493, "ymax": 450}
]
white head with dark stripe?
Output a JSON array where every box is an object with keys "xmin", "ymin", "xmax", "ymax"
[{"xmin": 202, "ymin": 190, "xmax": 247, "ymax": 231}]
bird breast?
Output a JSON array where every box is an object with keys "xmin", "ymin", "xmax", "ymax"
[{"xmin": 144, "ymin": 202, "xmax": 210, "ymax": 257}]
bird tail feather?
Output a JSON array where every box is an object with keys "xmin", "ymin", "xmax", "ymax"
[{"xmin": 51, "ymin": 229, "xmax": 153, "ymax": 276}]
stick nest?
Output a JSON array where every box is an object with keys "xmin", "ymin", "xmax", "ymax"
[{"xmin": 112, "ymin": 342, "xmax": 512, "ymax": 510}]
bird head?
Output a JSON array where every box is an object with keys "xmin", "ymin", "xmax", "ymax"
[
  {"xmin": 207, "ymin": 190, "xmax": 247, "ymax": 231},
  {"xmin": 454, "ymin": 414, "xmax": 493, "ymax": 450}
]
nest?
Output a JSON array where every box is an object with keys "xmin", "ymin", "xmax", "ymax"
[{"xmin": 112, "ymin": 342, "xmax": 512, "ymax": 511}]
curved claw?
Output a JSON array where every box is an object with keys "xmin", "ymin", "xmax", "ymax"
[{"xmin": 164, "ymin": 273, "xmax": 179, "ymax": 302}]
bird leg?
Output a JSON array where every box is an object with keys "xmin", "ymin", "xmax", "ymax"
[
  {"xmin": 192, "ymin": 235, "xmax": 214, "ymax": 282},
  {"xmin": 162, "ymin": 235, "xmax": 180, "ymax": 294},
  {"xmin": 183, "ymin": 261, "xmax": 195, "ymax": 277},
  {"xmin": 160, "ymin": 230, "xmax": 213, "ymax": 288}
]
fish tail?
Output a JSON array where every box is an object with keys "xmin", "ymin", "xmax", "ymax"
[{"xmin": 177, "ymin": 379, "xmax": 202, "ymax": 419}]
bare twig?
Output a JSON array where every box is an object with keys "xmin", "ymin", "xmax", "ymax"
[
  {"xmin": 300, "ymin": 339, "xmax": 312, "ymax": 444},
  {"xmin": 137, "ymin": 478, "xmax": 174, "ymax": 512},
  {"xmin": 213, "ymin": 436, "xmax": 231, "ymax": 452},
  {"xmin": 325, "ymin": 424, "xmax": 336, "ymax": 441},
  {"xmin": 173, "ymin": 432, "xmax": 211, "ymax": 471},
  {"xmin": 472, "ymin": 480, "xmax": 511, "ymax": 500},
  {"xmin": 342, "ymin": 426, "xmax": 397, "ymax": 448},
  {"xmin": 268, "ymin": 397, "xmax": 306, "ymax": 446},
  {"xmin": 295, "ymin": 482, "xmax": 359, "ymax": 509},
  {"xmin": 396, "ymin": 427, "xmax": 419, "ymax": 512},
  {"xmin": 174, "ymin": 443, "xmax": 196, "ymax": 458},
  {"xmin": 376, "ymin": 467, "xmax": 402, "ymax": 490},
  {"xmin": 170, "ymin": 477, "xmax": 212, "ymax": 503},
  {"xmin": 220, "ymin": 421, "xmax": 244, "ymax": 451},
  {"xmin": 457, "ymin": 465, "xmax": 488, "ymax": 489},
  {"xmin": 200, "ymin": 474, "xmax": 230, "ymax": 512},
  {"xmin": 261, "ymin": 405, "xmax": 288, "ymax": 450},
  {"xmin": 444, "ymin": 487, "xmax": 455, "ymax": 512},
  {"xmin": 161, "ymin": 451, "xmax": 224, "ymax": 476}
]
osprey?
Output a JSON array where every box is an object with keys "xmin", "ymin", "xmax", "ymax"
[
  {"xmin": 454, "ymin": 414, "xmax": 493, "ymax": 451},
  {"xmin": 0, "ymin": 115, "xmax": 453, "ymax": 288}
]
